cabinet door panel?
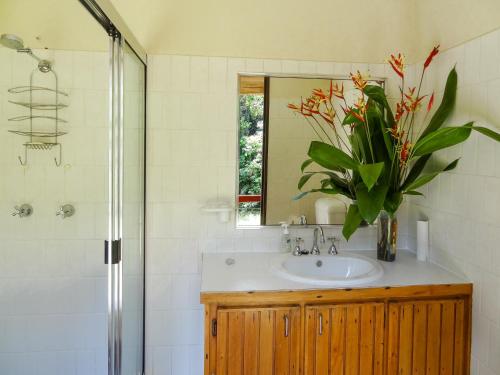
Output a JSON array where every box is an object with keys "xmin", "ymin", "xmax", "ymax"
[
  {"xmin": 387, "ymin": 299, "xmax": 468, "ymax": 375},
  {"xmin": 216, "ymin": 307, "xmax": 300, "ymax": 375},
  {"xmin": 305, "ymin": 303, "xmax": 385, "ymax": 375}
]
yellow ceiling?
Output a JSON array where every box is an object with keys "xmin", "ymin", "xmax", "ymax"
[{"xmin": 2, "ymin": 0, "xmax": 500, "ymax": 63}]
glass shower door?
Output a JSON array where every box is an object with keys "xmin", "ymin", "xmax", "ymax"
[
  {"xmin": 121, "ymin": 42, "xmax": 145, "ymax": 375},
  {"xmin": 108, "ymin": 35, "xmax": 145, "ymax": 375}
]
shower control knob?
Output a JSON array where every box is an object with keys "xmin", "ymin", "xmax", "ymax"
[
  {"xmin": 12, "ymin": 204, "xmax": 33, "ymax": 218},
  {"xmin": 56, "ymin": 204, "xmax": 75, "ymax": 219}
]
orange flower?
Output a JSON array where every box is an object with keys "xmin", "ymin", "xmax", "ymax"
[
  {"xmin": 400, "ymin": 140, "xmax": 412, "ymax": 165},
  {"xmin": 350, "ymin": 71, "xmax": 367, "ymax": 90},
  {"xmin": 427, "ymin": 93, "xmax": 435, "ymax": 112},
  {"xmin": 404, "ymin": 87, "xmax": 426, "ymax": 112},
  {"xmin": 424, "ymin": 45, "xmax": 440, "ymax": 69},
  {"xmin": 287, "ymin": 103, "xmax": 300, "ymax": 111},
  {"xmin": 320, "ymin": 106, "xmax": 336, "ymax": 125},
  {"xmin": 395, "ymin": 101, "xmax": 409, "ymax": 123},
  {"xmin": 388, "ymin": 53, "xmax": 405, "ymax": 79},
  {"xmin": 389, "ymin": 123, "xmax": 405, "ymax": 139},
  {"xmin": 330, "ymin": 81, "xmax": 345, "ymax": 99}
]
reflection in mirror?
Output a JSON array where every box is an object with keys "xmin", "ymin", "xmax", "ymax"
[{"xmin": 237, "ymin": 75, "xmax": 384, "ymax": 226}]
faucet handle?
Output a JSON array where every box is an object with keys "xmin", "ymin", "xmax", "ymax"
[
  {"xmin": 327, "ymin": 236, "xmax": 339, "ymax": 255},
  {"xmin": 293, "ymin": 237, "xmax": 304, "ymax": 256}
]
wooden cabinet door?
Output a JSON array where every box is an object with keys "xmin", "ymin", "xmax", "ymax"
[
  {"xmin": 215, "ymin": 307, "xmax": 300, "ymax": 375},
  {"xmin": 387, "ymin": 299, "xmax": 468, "ymax": 375},
  {"xmin": 304, "ymin": 303, "xmax": 385, "ymax": 375}
]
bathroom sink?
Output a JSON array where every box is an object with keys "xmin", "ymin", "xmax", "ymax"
[{"xmin": 272, "ymin": 253, "xmax": 384, "ymax": 286}]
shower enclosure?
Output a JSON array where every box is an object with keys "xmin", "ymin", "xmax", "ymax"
[{"xmin": 0, "ymin": 1, "xmax": 146, "ymax": 374}]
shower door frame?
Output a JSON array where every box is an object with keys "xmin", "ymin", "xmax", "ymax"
[{"xmin": 78, "ymin": 1, "xmax": 147, "ymax": 375}]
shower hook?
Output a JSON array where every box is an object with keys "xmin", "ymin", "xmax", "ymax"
[
  {"xmin": 54, "ymin": 143, "xmax": 62, "ymax": 166},
  {"xmin": 18, "ymin": 146, "xmax": 28, "ymax": 166}
]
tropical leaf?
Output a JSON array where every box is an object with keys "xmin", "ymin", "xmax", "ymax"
[
  {"xmin": 403, "ymin": 158, "xmax": 459, "ymax": 192},
  {"xmin": 418, "ymin": 68, "xmax": 457, "ymax": 140},
  {"xmin": 412, "ymin": 123, "xmax": 473, "ymax": 156},
  {"xmin": 308, "ymin": 141, "xmax": 359, "ymax": 170},
  {"xmin": 384, "ymin": 191, "xmax": 403, "ymax": 215},
  {"xmin": 472, "ymin": 126, "xmax": 500, "ymax": 142},
  {"xmin": 401, "ymin": 154, "xmax": 431, "ymax": 190},
  {"xmin": 364, "ymin": 85, "xmax": 395, "ymax": 126},
  {"xmin": 356, "ymin": 183, "xmax": 389, "ymax": 223},
  {"xmin": 298, "ymin": 173, "xmax": 314, "ymax": 190},
  {"xmin": 404, "ymin": 191, "xmax": 425, "ymax": 196},
  {"xmin": 358, "ymin": 162, "xmax": 385, "ymax": 191},
  {"xmin": 301, "ymin": 159, "xmax": 314, "ymax": 172},
  {"xmin": 342, "ymin": 204, "xmax": 364, "ymax": 241}
]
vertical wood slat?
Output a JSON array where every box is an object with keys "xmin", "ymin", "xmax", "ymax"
[
  {"xmin": 373, "ymin": 304, "xmax": 385, "ymax": 375},
  {"xmin": 315, "ymin": 307, "xmax": 331, "ymax": 375},
  {"xmin": 412, "ymin": 303, "xmax": 428, "ymax": 375},
  {"xmin": 387, "ymin": 304, "xmax": 400, "ymax": 375},
  {"xmin": 289, "ymin": 309, "xmax": 301, "ymax": 375},
  {"xmin": 259, "ymin": 310, "xmax": 274, "ymax": 375},
  {"xmin": 345, "ymin": 305, "xmax": 360, "ymax": 375},
  {"xmin": 453, "ymin": 300, "xmax": 465, "ymax": 375},
  {"xmin": 330, "ymin": 306, "xmax": 346, "ymax": 375},
  {"xmin": 244, "ymin": 311, "xmax": 259, "ymax": 375},
  {"xmin": 304, "ymin": 308, "xmax": 316, "ymax": 375},
  {"xmin": 440, "ymin": 302, "xmax": 455, "ymax": 375},
  {"xmin": 359, "ymin": 304, "xmax": 375, "ymax": 374},
  {"xmin": 426, "ymin": 303, "xmax": 442, "ymax": 375},
  {"xmin": 398, "ymin": 304, "xmax": 414, "ymax": 374},
  {"xmin": 217, "ymin": 311, "xmax": 229, "ymax": 375},
  {"xmin": 275, "ymin": 309, "xmax": 290, "ymax": 375},
  {"xmin": 228, "ymin": 311, "xmax": 245, "ymax": 375}
]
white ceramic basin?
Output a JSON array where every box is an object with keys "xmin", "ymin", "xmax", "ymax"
[{"xmin": 272, "ymin": 253, "xmax": 384, "ymax": 286}]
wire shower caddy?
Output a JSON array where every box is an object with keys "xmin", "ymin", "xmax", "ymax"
[{"xmin": 7, "ymin": 65, "xmax": 68, "ymax": 166}]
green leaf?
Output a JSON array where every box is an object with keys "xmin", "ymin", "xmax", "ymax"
[
  {"xmin": 308, "ymin": 141, "xmax": 359, "ymax": 170},
  {"xmin": 298, "ymin": 174, "xmax": 314, "ymax": 190},
  {"xmin": 342, "ymin": 204, "xmax": 363, "ymax": 241},
  {"xmin": 403, "ymin": 158, "xmax": 459, "ymax": 192},
  {"xmin": 419, "ymin": 68, "xmax": 457, "ymax": 140},
  {"xmin": 356, "ymin": 183, "xmax": 389, "ymax": 224},
  {"xmin": 404, "ymin": 191, "xmax": 425, "ymax": 196},
  {"xmin": 358, "ymin": 162, "xmax": 384, "ymax": 191},
  {"xmin": 472, "ymin": 126, "xmax": 500, "ymax": 142},
  {"xmin": 401, "ymin": 154, "xmax": 431, "ymax": 190},
  {"xmin": 301, "ymin": 159, "xmax": 314, "ymax": 172},
  {"xmin": 364, "ymin": 85, "xmax": 395, "ymax": 126},
  {"xmin": 384, "ymin": 192, "xmax": 403, "ymax": 215},
  {"xmin": 412, "ymin": 123, "xmax": 473, "ymax": 156}
]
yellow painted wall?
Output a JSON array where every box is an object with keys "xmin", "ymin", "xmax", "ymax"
[{"xmin": 413, "ymin": 0, "xmax": 500, "ymax": 61}]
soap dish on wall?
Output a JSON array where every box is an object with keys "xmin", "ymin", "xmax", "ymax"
[{"xmin": 201, "ymin": 203, "xmax": 233, "ymax": 223}]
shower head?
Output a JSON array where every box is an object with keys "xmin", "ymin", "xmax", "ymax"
[
  {"xmin": 0, "ymin": 33, "xmax": 51, "ymax": 72},
  {"xmin": 0, "ymin": 34, "xmax": 25, "ymax": 50}
]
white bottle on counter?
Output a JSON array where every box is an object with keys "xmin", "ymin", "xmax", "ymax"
[{"xmin": 279, "ymin": 222, "xmax": 292, "ymax": 253}]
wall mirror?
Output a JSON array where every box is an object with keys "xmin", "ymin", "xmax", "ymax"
[{"xmin": 237, "ymin": 74, "xmax": 384, "ymax": 226}]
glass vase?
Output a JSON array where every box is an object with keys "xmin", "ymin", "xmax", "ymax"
[{"xmin": 377, "ymin": 210, "xmax": 398, "ymax": 262}]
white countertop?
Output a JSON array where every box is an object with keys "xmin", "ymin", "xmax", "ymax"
[{"xmin": 201, "ymin": 250, "xmax": 469, "ymax": 293}]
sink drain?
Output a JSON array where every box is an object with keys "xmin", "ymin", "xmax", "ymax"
[{"xmin": 316, "ymin": 260, "xmax": 323, "ymax": 267}]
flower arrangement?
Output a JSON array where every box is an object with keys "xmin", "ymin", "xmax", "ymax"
[{"xmin": 289, "ymin": 46, "xmax": 500, "ymax": 244}]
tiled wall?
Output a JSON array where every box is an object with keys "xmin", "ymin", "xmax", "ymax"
[
  {"xmin": 407, "ymin": 29, "xmax": 500, "ymax": 375},
  {"xmin": 0, "ymin": 48, "xmax": 109, "ymax": 375},
  {"xmin": 145, "ymin": 55, "xmax": 409, "ymax": 374}
]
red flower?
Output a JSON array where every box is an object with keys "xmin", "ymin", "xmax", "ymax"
[
  {"xmin": 400, "ymin": 140, "xmax": 412, "ymax": 165},
  {"xmin": 424, "ymin": 45, "xmax": 440, "ymax": 69},
  {"xmin": 350, "ymin": 71, "xmax": 367, "ymax": 90},
  {"xmin": 427, "ymin": 93, "xmax": 435, "ymax": 112},
  {"xmin": 388, "ymin": 53, "xmax": 405, "ymax": 79}
]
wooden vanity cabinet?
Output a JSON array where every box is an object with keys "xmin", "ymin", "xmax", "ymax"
[{"xmin": 202, "ymin": 284, "xmax": 472, "ymax": 375}]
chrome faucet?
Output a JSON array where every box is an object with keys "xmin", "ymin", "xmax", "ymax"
[
  {"xmin": 310, "ymin": 226, "xmax": 325, "ymax": 255},
  {"xmin": 327, "ymin": 236, "xmax": 339, "ymax": 255},
  {"xmin": 293, "ymin": 237, "xmax": 305, "ymax": 256}
]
